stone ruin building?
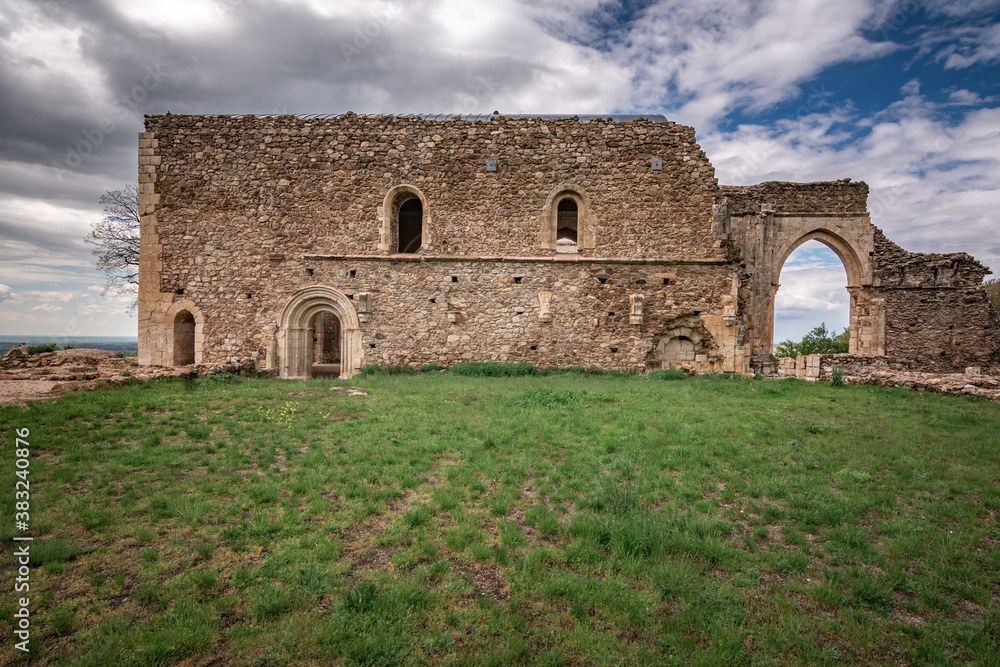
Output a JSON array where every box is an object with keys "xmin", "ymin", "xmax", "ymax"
[{"xmin": 136, "ymin": 113, "xmax": 998, "ymax": 378}]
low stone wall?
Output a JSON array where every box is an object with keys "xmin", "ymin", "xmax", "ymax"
[
  {"xmin": 773, "ymin": 352, "xmax": 1000, "ymax": 401},
  {"xmin": 1, "ymin": 348, "xmax": 260, "ymax": 384}
]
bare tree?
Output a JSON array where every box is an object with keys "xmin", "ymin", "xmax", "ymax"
[{"xmin": 85, "ymin": 185, "xmax": 140, "ymax": 313}]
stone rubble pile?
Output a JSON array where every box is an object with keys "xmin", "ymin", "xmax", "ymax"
[
  {"xmin": 847, "ymin": 369, "xmax": 1000, "ymax": 402},
  {"xmin": 1, "ymin": 347, "xmax": 261, "ymax": 387}
]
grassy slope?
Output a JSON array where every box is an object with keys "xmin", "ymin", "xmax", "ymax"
[{"xmin": 1, "ymin": 372, "xmax": 999, "ymax": 665}]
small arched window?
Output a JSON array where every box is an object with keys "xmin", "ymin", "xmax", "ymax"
[
  {"xmin": 557, "ymin": 198, "xmax": 578, "ymax": 244},
  {"xmin": 381, "ymin": 185, "xmax": 428, "ymax": 254},
  {"xmin": 541, "ymin": 185, "xmax": 591, "ymax": 252},
  {"xmin": 398, "ymin": 198, "xmax": 423, "ymax": 253}
]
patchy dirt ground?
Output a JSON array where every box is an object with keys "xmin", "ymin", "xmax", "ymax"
[{"xmin": 0, "ymin": 347, "xmax": 258, "ymax": 406}]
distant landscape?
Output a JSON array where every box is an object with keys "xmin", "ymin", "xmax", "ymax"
[{"xmin": 0, "ymin": 335, "xmax": 138, "ymax": 354}]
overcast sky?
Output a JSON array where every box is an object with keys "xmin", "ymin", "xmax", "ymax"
[{"xmin": 1, "ymin": 0, "xmax": 998, "ymax": 342}]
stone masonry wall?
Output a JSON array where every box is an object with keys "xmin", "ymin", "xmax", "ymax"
[
  {"xmin": 140, "ymin": 114, "xmax": 741, "ymax": 373},
  {"xmin": 872, "ymin": 228, "xmax": 999, "ymax": 371}
]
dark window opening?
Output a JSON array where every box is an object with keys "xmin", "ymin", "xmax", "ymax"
[
  {"xmin": 556, "ymin": 198, "xmax": 578, "ymax": 243},
  {"xmin": 397, "ymin": 198, "xmax": 422, "ymax": 253}
]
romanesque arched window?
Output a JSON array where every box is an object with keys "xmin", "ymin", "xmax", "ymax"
[
  {"xmin": 557, "ymin": 198, "xmax": 578, "ymax": 244},
  {"xmin": 540, "ymin": 185, "xmax": 592, "ymax": 252},
  {"xmin": 381, "ymin": 185, "xmax": 428, "ymax": 254},
  {"xmin": 397, "ymin": 198, "xmax": 422, "ymax": 253}
]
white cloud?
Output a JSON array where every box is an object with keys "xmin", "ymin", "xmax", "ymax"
[{"xmin": 31, "ymin": 303, "xmax": 62, "ymax": 312}]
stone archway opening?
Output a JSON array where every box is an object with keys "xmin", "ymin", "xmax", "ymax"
[
  {"xmin": 311, "ymin": 310, "xmax": 342, "ymax": 377},
  {"xmin": 276, "ymin": 285, "xmax": 363, "ymax": 379},
  {"xmin": 173, "ymin": 310, "xmax": 196, "ymax": 365},
  {"xmin": 772, "ymin": 240, "xmax": 851, "ymax": 354}
]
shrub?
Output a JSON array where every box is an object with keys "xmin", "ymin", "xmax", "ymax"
[
  {"xmin": 449, "ymin": 362, "xmax": 535, "ymax": 377},
  {"xmin": 830, "ymin": 364, "xmax": 844, "ymax": 387},
  {"xmin": 27, "ymin": 343, "xmax": 59, "ymax": 354},
  {"xmin": 646, "ymin": 368, "xmax": 686, "ymax": 381},
  {"xmin": 774, "ymin": 323, "xmax": 849, "ymax": 358},
  {"xmin": 359, "ymin": 364, "xmax": 417, "ymax": 376}
]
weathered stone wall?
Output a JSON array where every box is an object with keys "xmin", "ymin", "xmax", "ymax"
[
  {"xmin": 872, "ymin": 229, "xmax": 999, "ymax": 371},
  {"xmin": 140, "ymin": 114, "xmax": 744, "ymax": 375},
  {"xmin": 721, "ymin": 179, "xmax": 869, "ymax": 216},
  {"xmin": 138, "ymin": 113, "xmax": 997, "ymax": 377}
]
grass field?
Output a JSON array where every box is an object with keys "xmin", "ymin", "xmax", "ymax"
[{"xmin": 1, "ymin": 368, "xmax": 999, "ymax": 665}]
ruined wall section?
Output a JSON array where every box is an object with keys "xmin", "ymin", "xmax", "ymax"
[
  {"xmin": 872, "ymin": 228, "xmax": 998, "ymax": 370},
  {"xmin": 143, "ymin": 114, "xmax": 723, "ymax": 283},
  {"xmin": 140, "ymin": 114, "xmax": 738, "ymax": 372},
  {"xmin": 717, "ymin": 180, "xmax": 874, "ymax": 370},
  {"xmin": 720, "ymin": 179, "xmax": 869, "ymax": 216}
]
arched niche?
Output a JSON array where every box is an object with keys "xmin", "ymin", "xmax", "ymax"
[{"xmin": 165, "ymin": 299, "xmax": 204, "ymax": 366}]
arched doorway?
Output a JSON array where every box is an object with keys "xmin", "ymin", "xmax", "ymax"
[
  {"xmin": 311, "ymin": 310, "xmax": 342, "ymax": 377},
  {"xmin": 173, "ymin": 311, "xmax": 195, "ymax": 365},
  {"xmin": 773, "ymin": 240, "xmax": 851, "ymax": 353},
  {"xmin": 768, "ymin": 228, "xmax": 879, "ymax": 356},
  {"xmin": 276, "ymin": 285, "xmax": 362, "ymax": 379}
]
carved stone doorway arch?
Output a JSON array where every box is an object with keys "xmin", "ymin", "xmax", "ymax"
[{"xmin": 276, "ymin": 285, "xmax": 363, "ymax": 379}]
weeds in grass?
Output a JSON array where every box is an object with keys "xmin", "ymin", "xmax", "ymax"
[{"xmin": 2, "ymin": 372, "xmax": 999, "ymax": 664}]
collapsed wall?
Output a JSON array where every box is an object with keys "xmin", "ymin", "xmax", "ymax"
[{"xmin": 717, "ymin": 180, "xmax": 997, "ymax": 374}]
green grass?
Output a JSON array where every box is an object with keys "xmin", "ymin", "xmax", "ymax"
[{"xmin": 2, "ymin": 372, "xmax": 1000, "ymax": 665}]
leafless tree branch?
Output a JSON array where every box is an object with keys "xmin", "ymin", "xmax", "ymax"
[{"xmin": 85, "ymin": 184, "xmax": 140, "ymax": 314}]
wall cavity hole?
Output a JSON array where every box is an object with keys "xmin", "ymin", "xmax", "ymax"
[
  {"xmin": 611, "ymin": 347, "xmax": 619, "ymax": 353},
  {"xmin": 174, "ymin": 288, "xmax": 184, "ymax": 295},
  {"xmin": 349, "ymin": 270, "xmax": 357, "ymax": 277},
  {"xmin": 513, "ymin": 276, "xmax": 523, "ymax": 284},
  {"xmin": 430, "ymin": 298, "xmax": 436, "ymax": 303},
  {"xmin": 635, "ymin": 279, "xmax": 647, "ymax": 284},
  {"xmin": 451, "ymin": 276, "xmax": 458, "ymax": 283},
  {"xmin": 662, "ymin": 278, "xmax": 670, "ymax": 286},
  {"xmin": 529, "ymin": 345, "xmax": 537, "ymax": 351},
  {"xmin": 608, "ymin": 312, "xmax": 616, "ymax": 316},
  {"xmin": 369, "ymin": 343, "xmax": 376, "ymax": 349},
  {"xmin": 597, "ymin": 277, "xmax": 608, "ymax": 285},
  {"xmin": 306, "ymin": 268, "xmax": 315, "ymax": 276},
  {"xmin": 246, "ymin": 294, "xmax": 252, "ymax": 300}
]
